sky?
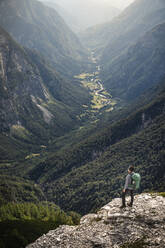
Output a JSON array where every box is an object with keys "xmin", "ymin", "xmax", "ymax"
[
  {"xmin": 106, "ymin": 0, "xmax": 135, "ymax": 9},
  {"xmin": 42, "ymin": 0, "xmax": 135, "ymax": 10},
  {"xmin": 77, "ymin": 0, "xmax": 135, "ymax": 10}
]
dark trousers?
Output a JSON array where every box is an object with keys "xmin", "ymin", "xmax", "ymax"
[{"xmin": 122, "ymin": 189, "xmax": 134, "ymax": 206}]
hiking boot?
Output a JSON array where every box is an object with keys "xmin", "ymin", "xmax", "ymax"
[
  {"xmin": 127, "ymin": 203, "xmax": 133, "ymax": 207},
  {"xmin": 120, "ymin": 205, "xmax": 126, "ymax": 208}
]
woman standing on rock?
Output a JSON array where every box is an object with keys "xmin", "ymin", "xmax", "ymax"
[
  {"xmin": 120, "ymin": 166, "xmax": 141, "ymax": 208},
  {"xmin": 120, "ymin": 166, "xmax": 135, "ymax": 208}
]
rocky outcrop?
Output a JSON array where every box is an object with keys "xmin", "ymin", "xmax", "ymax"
[{"xmin": 27, "ymin": 193, "xmax": 165, "ymax": 248}]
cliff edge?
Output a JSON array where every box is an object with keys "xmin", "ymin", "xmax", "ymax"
[{"xmin": 27, "ymin": 193, "xmax": 165, "ymax": 248}]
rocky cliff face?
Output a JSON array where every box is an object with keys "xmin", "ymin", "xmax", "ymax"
[
  {"xmin": 0, "ymin": 26, "xmax": 49, "ymax": 132},
  {"xmin": 0, "ymin": 26, "xmax": 89, "ymax": 141},
  {"xmin": 27, "ymin": 193, "xmax": 165, "ymax": 248}
]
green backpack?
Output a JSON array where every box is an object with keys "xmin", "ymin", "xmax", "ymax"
[{"xmin": 132, "ymin": 173, "xmax": 141, "ymax": 189}]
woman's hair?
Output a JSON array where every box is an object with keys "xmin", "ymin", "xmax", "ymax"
[{"xmin": 128, "ymin": 166, "xmax": 134, "ymax": 172}]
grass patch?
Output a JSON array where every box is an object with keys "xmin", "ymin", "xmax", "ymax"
[
  {"xmin": 82, "ymin": 81, "xmax": 99, "ymax": 91},
  {"xmin": 110, "ymin": 99, "xmax": 117, "ymax": 106},
  {"xmin": 91, "ymin": 95, "xmax": 109, "ymax": 110},
  {"xmin": 159, "ymin": 192, "xmax": 165, "ymax": 197},
  {"xmin": 25, "ymin": 154, "xmax": 40, "ymax": 160},
  {"xmin": 10, "ymin": 125, "xmax": 31, "ymax": 141},
  {"xmin": 74, "ymin": 73, "xmax": 94, "ymax": 80},
  {"xmin": 101, "ymin": 91, "xmax": 112, "ymax": 97},
  {"xmin": 105, "ymin": 107, "xmax": 114, "ymax": 112}
]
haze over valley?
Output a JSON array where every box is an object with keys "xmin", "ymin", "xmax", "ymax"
[
  {"xmin": 39, "ymin": 0, "xmax": 122, "ymax": 31},
  {"xmin": 0, "ymin": 0, "xmax": 165, "ymax": 247}
]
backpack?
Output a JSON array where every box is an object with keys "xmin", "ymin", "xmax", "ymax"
[{"xmin": 132, "ymin": 173, "xmax": 141, "ymax": 189}]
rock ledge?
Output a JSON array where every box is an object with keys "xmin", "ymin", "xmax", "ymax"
[{"xmin": 27, "ymin": 193, "xmax": 165, "ymax": 248}]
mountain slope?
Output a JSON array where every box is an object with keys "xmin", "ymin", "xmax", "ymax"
[
  {"xmin": 39, "ymin": 1, "xmax": 81, "ymax": 33},
  {"xmin": 21, "ymin": 79, "xmax": 165, "ymax": 214},
  {"xmin": 0, "ymin": 23, "xmax": 164, "ymax": 214},
  {"xmin": 0, "ymin": 25, "xmax": 90, "ymax": 146},
  {"xmin": 42, "ymin": 103, "xmax": 165, "ymax": 214},
  {"xmin": 81, "ymin": 0, "xmax": 165, "ymax": 58},
  {"xmin": 0, "ymin": 0, "xmax": 164, "ymax": 223},
  {"xmin": 102, "ymin": 22, "xmax": 165, "ymax": 101},
  {"xmin": 0, "ymin": 175, "xmax": 45, "ymax": 204},
  {"xmin": 101, "ymin": 0, "xmax": 165, "ymax": 64},
  {"xmin": 1, "ymin": 34, "xmax": 163, "ymax": 212},
  {"xmin": 0, "ymin": 0, "xmax": 88, "ymax": 76}
]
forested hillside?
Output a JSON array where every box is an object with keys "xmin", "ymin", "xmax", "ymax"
[
  {"xmin": 0, "ymin": 202, "xmax": 80, "ymax": 248},
  {"xmin": 30, "ymin": 82, "xmax": 165, "ymax": 214},
  {"xmin": 1, "ymin": 78, "xmax": 163, "ymax": 215}
]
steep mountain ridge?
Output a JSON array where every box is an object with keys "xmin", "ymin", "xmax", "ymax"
[
  {"xmin": 40, "ymin": 0, "xmax": 80, "ymax": 33},
  {"xmin": 80, "ymin": 0, "xmax": 165, "ymax": 104},
  {"xmin": 0, "ymin": 0, "xmax": 88, "ymax": 76},
  {"xmin": 101, "ymin": 0, "xmax": 165, "ymax": 64},
  {"xmin": 27, "ymin": 193, "xmax": 165, "ymax": 248},
  {"xmin": 102, "ymin": 22, "xmax": 165, "ymax": 101},
  {"xmin": 0, "ymin": 26, "xmax": 49, "ymax": 132},
  {"xmin": 0, "ymin": 25, "xmax": 90, "ymax": 144},
  {"xmin": 81, "ymin": 0, "xmax": 165, "ymax": 60}
]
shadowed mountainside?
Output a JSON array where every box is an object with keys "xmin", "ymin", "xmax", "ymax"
[
  {"xmin": 81, "ymin": 0, "xmax": 165, "ymax": 59},
  {"xmin": 102, "ymin": 22, "xmax": 165, "ymax": 101},
  {"xmin": 0, "ymin": 0, "xmax": 88, "ymax": 76},
  {"xmin": 0, "ymin": 25, "xmax": 90, "ymax": 144}
]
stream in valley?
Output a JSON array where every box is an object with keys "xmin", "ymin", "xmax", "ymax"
[{"xmin": 75, "ymin": 51, "xmax": 116, "ymax": 114}]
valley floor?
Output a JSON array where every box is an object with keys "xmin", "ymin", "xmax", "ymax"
[{"xmin": 75, "ymin": 52, "xmax": 117, "ymax": 118}]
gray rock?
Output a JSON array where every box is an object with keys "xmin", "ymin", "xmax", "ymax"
[{"xmin": 26, "ymin": 193, "xmax": 165, "ymax": 248}]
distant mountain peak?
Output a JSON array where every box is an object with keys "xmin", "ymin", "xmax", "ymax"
[
  {"xmin": 39, "ymin": 0, "xmax": 120, "ymax": 31},
  {"xmin": 0, "ymin": 0, "xmax": 88, "ymax": 76}
]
